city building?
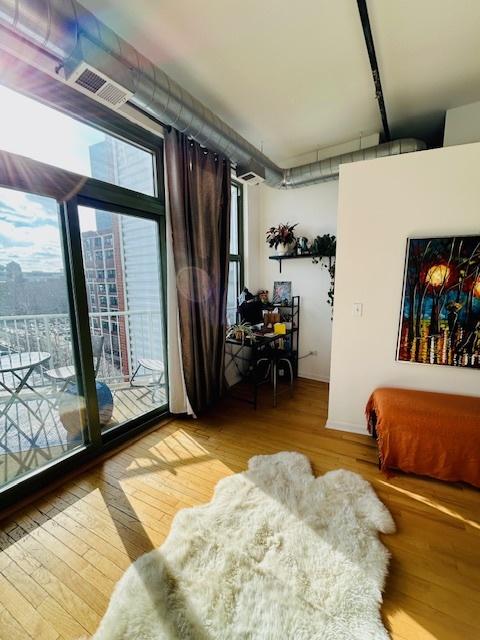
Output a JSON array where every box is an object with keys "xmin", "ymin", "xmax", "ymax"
[
  {"xmin": 88, "ymin": 138, "xmax": 164, "ymax": 376},
  {"xmin": 80, "ymin": 215, "xmax": 129, "ymax": 378}
]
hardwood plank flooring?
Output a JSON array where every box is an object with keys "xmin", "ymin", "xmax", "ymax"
[
  {"xmin": 0, "ymin": 379, "xmax": 478, "ymax": 639},
  {"xmin": 0, "ymin": 385, "xmax": 166, "ymax": 488}
]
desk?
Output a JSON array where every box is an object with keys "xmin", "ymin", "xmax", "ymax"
[
  {"xmin": 0, "ymin": 351, "xmax": 55, "ymax": 470},
  {"xmin": 225, "ymin": 332, "xmax": 294, "ymax": 408}
]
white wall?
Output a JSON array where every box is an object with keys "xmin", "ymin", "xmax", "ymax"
[
  {"xmin": 327, "ymin": 143, "xmax": 480, "ymax": 434},
  {"xmin": 444, "ymin": 100, "xmax": 480, "ymax": 147},
  {"xmin": 245, "ymin": 180, "xmax": 338, "ymax": 382}
]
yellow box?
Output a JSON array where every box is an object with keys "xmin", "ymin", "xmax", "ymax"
[{"xmin": 274, "ymin": 322, "xmax": 286, "ymax": 335}]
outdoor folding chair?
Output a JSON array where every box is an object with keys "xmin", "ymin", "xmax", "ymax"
[
  {"xmin": 44, "ymin": 335, "xmax": 105, "ymax": 398},
  {"xmin": 130, "ymin": 358, "xmax": 166, "ymax": 402}
]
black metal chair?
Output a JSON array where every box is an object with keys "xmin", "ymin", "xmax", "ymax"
[
  {"xmin": 271, "ymin": 350, "xmax": 294, "ymax": 408},
  {"xmin": 233, "ymin": 290, "xmax": 294, "ymax": 408},
  {"xmin": 250, "ymin": 346, "xmax": 294, "ymax": 409}
]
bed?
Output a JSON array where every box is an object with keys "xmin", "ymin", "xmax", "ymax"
[{"xmin": 366, "ymin": 387, "xmax": 480, "ymax": 488}]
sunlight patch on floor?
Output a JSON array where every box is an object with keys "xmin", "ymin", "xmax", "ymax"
[
  {"xmin": 378, "ymin": 480, "xmax": 480, "ymax": 531},
  {"xmin": 386, "ymin": 609, "xmax": 438, "ymax": 640}
]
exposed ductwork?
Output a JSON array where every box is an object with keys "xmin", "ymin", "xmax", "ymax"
[
  {"xmin": 0, "ymin": 0, "xmax": 426, "ymax": 188},
  {"xmin": 283, "ymin": 138, "xmax": 424, "ymax": 188}
]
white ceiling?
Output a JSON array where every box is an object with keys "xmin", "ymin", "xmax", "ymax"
[
  {"xmin": 369, "ymin": 0, "xmax": 480, "ymax": 142},
  {"xmin": 82, "ymin": 0, "xmax": 480, "ymax": 164}
]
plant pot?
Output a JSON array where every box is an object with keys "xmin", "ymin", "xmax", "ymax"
[{"xmin": 276, "ymin": 243, "xmax": 293, "ymax": 256}]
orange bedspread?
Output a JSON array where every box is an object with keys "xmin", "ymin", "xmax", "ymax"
[{"xmin": 366, "ymin": 387, "xmax": 480, "ymax": 488}]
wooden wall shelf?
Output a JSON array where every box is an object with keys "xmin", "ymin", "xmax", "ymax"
[{"xmin": 269, "ymin": 253, "xmax": 315, "ymax": 273}]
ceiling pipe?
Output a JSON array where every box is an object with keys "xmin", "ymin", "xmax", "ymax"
[
  {"xmin": 284, "ymin": 138, "xmax": 424, "ymax": 188},
  {"xmin": 0, "ymin": 0, "xmax": 426, "ymax": 188},
  {"xmin": 356, "ymin": 0, "xmax": 391, "ymax": 141}
]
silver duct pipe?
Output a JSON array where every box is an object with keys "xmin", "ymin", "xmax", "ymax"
[
  {"xmin": 0, "ymin": 0, "xmax": 426, "ymax": 188},
  {"xmin": 283, "ymin": 138, "xmax": 426, "ymax": 188}
]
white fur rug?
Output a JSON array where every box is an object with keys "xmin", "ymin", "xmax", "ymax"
[{"xmin": 92, "ymin": 452, "xmax": 395, "ymax": 640}]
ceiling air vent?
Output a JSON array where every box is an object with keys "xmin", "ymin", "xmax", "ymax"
[
  {"xmin": 236, "ymin": 164, "xmax": 266, "ymax": 186},
  {"xmin": 65, "ymin": 61, "xmax": 133, "ymax": 110}
]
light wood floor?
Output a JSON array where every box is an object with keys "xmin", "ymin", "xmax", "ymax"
[
  {"xmin": 0, "ymin": 384, "xmax": 166, "ymax": 487},
  {"xmin": 0, "ymin": 379, "xmax": 478, "ymax": 640}
]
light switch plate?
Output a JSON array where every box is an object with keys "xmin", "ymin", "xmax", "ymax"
[{"xmin": 353, "ymin": 302, "xmax": 363, "ymax": 317}]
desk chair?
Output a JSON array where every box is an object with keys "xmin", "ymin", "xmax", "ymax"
[
  {"xmin": 269, "ymin": 349, "xmax": 294, "ymax": 408},
  {"xmin": 232, "ymin": 291, "xmax": 294, "ymax": 407},
  {"xmin": 242, "ymin": 340, "xmax": 293, "ymax": 408}
]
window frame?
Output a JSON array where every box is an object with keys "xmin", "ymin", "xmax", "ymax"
[
  {"xmin": 0, "ymin": 71, "xmax": 169, "ymax": 509},
  {"xmin": 228, "ymin": 180, "xmax": 244, "ymax": 319},
  {"xmin": 0, "ymin": 53, "xmax": 165, "ymax": 196}
]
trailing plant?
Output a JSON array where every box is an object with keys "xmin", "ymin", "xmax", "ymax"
[
  {"xmin": 311, "ymin": 233, "xmax": 336, "ymax": 259},
  {"xmin": 266, "ymin": 222, "xmax": 298, "ymax": 250},
  {"xmin": 311, "ymin": 234, "xmax": 337, "ymax": 308},
  {"xmin": 226, "ymin": 322, "xmax": 256, "ymax": 343}
]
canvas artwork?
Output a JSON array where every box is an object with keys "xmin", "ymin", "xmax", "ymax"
[
  {"xmin": 273, "ymin": 281, "xmax": 292, "ymax": 305},
  {"xmin": 397, "ymin": 235, "xmax": 480, "ymax": 368}
]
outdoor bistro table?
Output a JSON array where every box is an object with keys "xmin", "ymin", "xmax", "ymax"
[{"xmin": 0, "ymin": 351, "xmax": 54, "ymax": 471}]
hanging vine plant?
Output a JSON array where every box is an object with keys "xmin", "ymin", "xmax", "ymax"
[{"xmin": 311, "ymin": 234, "xmax": 337, "ymax": 308}]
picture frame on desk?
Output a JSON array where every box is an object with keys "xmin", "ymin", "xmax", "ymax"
[{"xmin": 273, "ymin": 281, "xmax": 292, "ymax": 305}]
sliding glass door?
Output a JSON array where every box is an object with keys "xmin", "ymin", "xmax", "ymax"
[
  {"xmin": 0, "ymin": 186, "xmax": 84, "ymax": 487},
  {"xmin": 0, "ymin": 155, "xmax": 167, "ymax": 495},
  {"xmin": 0, "ymin": 140, "xmax": 167, "ymax": 505},
  {"xmin": 0, "ymin": 82, "xmax": 167, "ymax": 500},
  {"xmin": 78, "ymin": 205, "xmax": 166, "ymax": 433}
]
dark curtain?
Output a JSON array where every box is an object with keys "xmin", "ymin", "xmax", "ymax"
[{"xmin": 165, "ymin": 129, "xmax": 231, "ymax": 414}]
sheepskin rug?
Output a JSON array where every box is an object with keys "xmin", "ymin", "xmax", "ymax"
[{"xmin": 92, "ymin": 452, "xmax": 395, "ymax": 640}]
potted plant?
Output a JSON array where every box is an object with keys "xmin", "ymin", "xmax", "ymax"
[
  {"xmin": 311, "ymin": 234, "xmax": 337, "ymax": 309},
  {"xmin": 266, "ymin": 222, "xmax": 298, "ymax": 256},
  {"xmin": 226, "ymin": 322, "xmax": 256, "ymax": 343}
]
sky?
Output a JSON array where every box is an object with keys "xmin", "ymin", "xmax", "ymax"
[
  {"xmin": 0, "ymin": 188, "xmax": 63, "ymax": 272},
  {"xmin": 0, "ymin": 85, "xmax": 104, "ymax": 271}
]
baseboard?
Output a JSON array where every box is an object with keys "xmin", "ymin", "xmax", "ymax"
[
  {"xmin": 298, "ymin": 373, "xmax": 330, "ymax": 383},
  {"xmin": 325, "ymin": 419, "xmax": 368, "ymax": 435}
]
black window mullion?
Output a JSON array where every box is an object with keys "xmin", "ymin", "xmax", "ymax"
[
  {"xmin": 236, "ymin": 182, "xmax": 244, "ymax": 291},
  {"xmin": 0, "ymin": 151, "xmax": 165, "ymax": 216},
  {"xmin": 77, "ymin": 194, "xmax": 165, "ymax": 222},
  {"xmin": 229, "ymin": 180, "xmax": 244, "ymax": 300},
  {"xmin": 63, "ymin": 197, "xmax": 102, "ymax": 448},
  {"xmin": 80, "ymin": 179, "xmax": 165, "ymax": 214},
  {"xmin": 157, "ymin": 213, "xmax": 170, "ymax": 405}
]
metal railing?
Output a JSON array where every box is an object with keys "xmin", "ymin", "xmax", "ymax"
[{"xmin": 0, "ymin": 310, "xmax": 164, "ymax": 388}]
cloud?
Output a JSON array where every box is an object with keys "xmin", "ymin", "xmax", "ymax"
[
  {"xmin": 11, "ymin": 219, "xmax": 58, "ymax": 228},
  {"xmin": 0, "ymin": 233, "xmax": 31, "ymax": 248},
  {"xmin": 0, "ymin": 189, "xmax": 58, "ymax": 226},
  {"xmin": 0, "ymin": 193, "xmax": 63, "ymax": 272}
]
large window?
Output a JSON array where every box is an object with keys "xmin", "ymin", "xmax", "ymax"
[
  {"xmin": 227, "ymin": 181, "xmax": 243, "ymax": 325},
  {"xmin": 0, "ymin": 85, "xmax": 155, "ymax": 196},
  {"xmin": 0, "ymin": 83, "xmax": 167, "ymax": 502}
]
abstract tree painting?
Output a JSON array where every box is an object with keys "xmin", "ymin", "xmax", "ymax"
[{"xmin": 397, "ymin": 236, "xmax": 480, "ymax": 368}]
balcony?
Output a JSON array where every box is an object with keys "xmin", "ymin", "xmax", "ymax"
[{"xmin": 0, "ymin": 310, "xmax": 166, "ymax": 487}]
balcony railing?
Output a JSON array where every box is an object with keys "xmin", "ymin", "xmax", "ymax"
[
  {"xmin": 0, "ymin": 309, "xmax": 166, "ymax": 486},
  {"xmin": 0, "ymin": 309, "xmax": 163, "ymax": 386}
]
